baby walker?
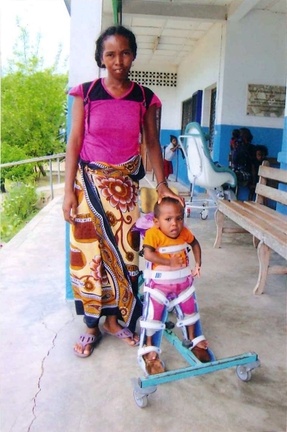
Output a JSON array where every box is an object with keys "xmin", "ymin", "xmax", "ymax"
[{"xmin": 132, "ymin": 198, "xmax": 260, "ymax": 408}]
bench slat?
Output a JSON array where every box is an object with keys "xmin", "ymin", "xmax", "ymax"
[
  {"xmin": 214, "ymin": 166, "xmax": 287, "ymax": 294},
  {"xmin": 239, "ymin": 201, "xmax": 287, "ymax": 232},
  {"xmin": 217, "ymin": 201, "xmax": 287, "ymax": 259},
  {"xmin": 258, "ymin": 165, "xmax": 287, "ymax": 183},
  {"xmin": 255, "ymin": 183, "xmax": 287, "ymax": 206}
]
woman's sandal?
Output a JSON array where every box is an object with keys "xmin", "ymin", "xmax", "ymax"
[
  {"xmin": 73, "ymin": 333, "xmax": 102, "ymax": 358},
  {"xmin": 102, "ymin": 325, "xmax": 139, "ymax": 346}
]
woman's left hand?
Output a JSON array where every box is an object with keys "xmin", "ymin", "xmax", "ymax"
[{"xmin": 157, "ymin": 183, "xmax": 185, "ymax": 206}]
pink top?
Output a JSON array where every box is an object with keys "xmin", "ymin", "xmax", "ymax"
[{"xmin": 69, "ymin": 78, "xmax": 161, "ymax": 164}]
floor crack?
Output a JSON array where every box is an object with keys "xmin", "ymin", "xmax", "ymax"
[{"xmin": 26, "ymin": 313, "xmax": 75, "ymax": 432}]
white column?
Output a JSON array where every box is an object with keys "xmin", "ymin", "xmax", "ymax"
[{"xmin": 68, "ymin": 0, "xmax": 103, "ymax": 86}]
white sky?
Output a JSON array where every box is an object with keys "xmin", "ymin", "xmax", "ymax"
[{"xmin": 1, "ymin": 0, "xmax": 70, "ymax": 71}]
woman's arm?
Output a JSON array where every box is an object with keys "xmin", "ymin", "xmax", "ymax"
[
  {"xmin": 62, "ymin": 97, "xmax": 85, "ymax": 223},
  {"xmin": 143, "ymin": 105, "xmax": 184, "ymax": 206}
]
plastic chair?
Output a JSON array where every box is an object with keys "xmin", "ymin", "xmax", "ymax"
[{"xmin": 178, "ymin": 122, "xmax": 237, "ymax": 219}]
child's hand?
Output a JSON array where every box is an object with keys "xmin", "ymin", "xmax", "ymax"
[
  {"xmin": 192, "ymin": 264, "xmax": 201, "ymax": 277},
  {"xmin": 169, "ymin": 253, "xmax": 184, "ymax": 267}
]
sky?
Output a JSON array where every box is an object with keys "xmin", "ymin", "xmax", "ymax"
[{"xmin": 1, "ymin": 0, "xmax": 70, "ymax": 71}]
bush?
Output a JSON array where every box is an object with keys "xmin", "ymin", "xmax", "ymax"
[{"xmin": 0, "ymin": 184, "xmax": 38, "ymax": 242}]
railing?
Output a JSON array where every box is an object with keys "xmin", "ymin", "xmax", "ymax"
[{"xmin": 0, "ymin": 153, "xmax": 66, "ymax": 200}]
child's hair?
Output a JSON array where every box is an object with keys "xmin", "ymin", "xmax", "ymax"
[
  {"xmin": 255, "ymin": 144, "xmax": 268, "ymax": 157},
  {"xmin": 153, "ymin": 197, "xmax": 183, "ymax": 218},
  {"xmin": 95, "ymin": 25, "xmax": 137, "ymax": 68}
]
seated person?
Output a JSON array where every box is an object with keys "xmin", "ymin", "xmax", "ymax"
[
  {"xmin": 231, "ymin": 127, "xmax": 256, "ymax": 193},
  {"xmin": 249, "ymin": 145, "xmax": 268, "ymax": 200}
]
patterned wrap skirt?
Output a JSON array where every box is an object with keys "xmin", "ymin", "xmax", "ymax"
[{"xmin": 69, "ymin": 156, "xmax": 143, "ymax": 331}]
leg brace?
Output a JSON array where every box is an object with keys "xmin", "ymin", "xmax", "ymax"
[{"xmin": 138, "ymin": 271, "xmax": 204, "ymax": 374}]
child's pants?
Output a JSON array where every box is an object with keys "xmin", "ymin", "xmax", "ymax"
[{"xmin": 145, "ymin": 275, "xmax": 194, "ymax": 337}]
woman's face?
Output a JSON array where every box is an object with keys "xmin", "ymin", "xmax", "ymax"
[{"xmin": 102, "ymin": 34, "xmax": 134, "ymax": 80}]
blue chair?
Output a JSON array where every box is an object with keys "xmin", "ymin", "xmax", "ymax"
[{"xmin": 179, "ymin": 122, "xmax": 237, "ymax": 219}]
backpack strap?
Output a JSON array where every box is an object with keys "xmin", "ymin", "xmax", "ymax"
[
  {"xmin": 84, "ymin": 79, "xmax": 99, "ymax": 105},
  {"xmin": 83, "ymin": 79, "xmax": 99, "ymax": 129}
]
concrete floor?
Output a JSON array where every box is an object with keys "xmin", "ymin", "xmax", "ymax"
[{"xmin": 0, "ymin": 175, "xmax": 286, "ymax": 432}]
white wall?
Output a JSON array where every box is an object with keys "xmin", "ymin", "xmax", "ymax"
[
  {"xmin": 176, "ymin": 23, "xmax": 224, "ymax": 128},
  {"xmin": 138, "ymin": 23, "xmax": 224, "ymax": 131},
  {"xmin": 165, "ymin": 10, "xmax": 286, "ymax": 133},
  {"xmin": 130, "ymin": 65, "xmax": 180, "ymax": 130},
  {"xmin": 219, "ymin": 10, "xmax": 287, "ymax": 128},
  {"xmin": 69, "ymin": 0, "xmax": 102, "ymax": 86}
]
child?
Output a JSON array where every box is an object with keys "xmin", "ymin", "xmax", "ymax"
[
  {"xmin": 138, "ymin": 197, "xmax": 210, "ymax": 375},
  {"xmin": 163, "ymin": 135, "xmax": 180, "ymax": 179}
]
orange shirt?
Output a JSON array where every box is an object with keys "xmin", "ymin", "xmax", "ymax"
[{"xmin": 143, "ymin": 226, "xmax": 194, "ymax": 269}]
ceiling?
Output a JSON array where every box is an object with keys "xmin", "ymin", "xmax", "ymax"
[{"xmin": 101, "ymin": 0, "xmax": 286, "ymax": 68}]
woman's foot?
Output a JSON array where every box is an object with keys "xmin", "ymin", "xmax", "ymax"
[
  {"xmin": 73, "ymin": 328, "xmax": 102, "ymax": 358},
  {"xmin": 102, "ymin": 320, "xmax": 139, "ymax": 346}
]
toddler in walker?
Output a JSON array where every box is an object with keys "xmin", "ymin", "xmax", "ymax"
[{"xmin": 138, "ymin": 197, "xmax": 210, "ymax": 375}]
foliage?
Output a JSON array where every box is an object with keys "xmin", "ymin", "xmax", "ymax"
[
  {"xmin": 1, "ymin": 142, "xmax": 35, "ymax": 182},
  {"xmin": 0, "ymin": 23, "xmax": 68, "ymax": 243},
  {"xmin": 0, "ymin": 184, "xmax": 38, "ymax": 242},
  {"xmin": 1, "ymin": 24, "xmax": 68, "ymax": 164}
]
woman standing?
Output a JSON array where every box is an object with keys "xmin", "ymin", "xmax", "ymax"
[{"xmin": 62, "ymin": 25, "xmax": 183, "ymax": 358}]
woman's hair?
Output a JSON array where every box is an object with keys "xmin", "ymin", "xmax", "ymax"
[
  {"xmin": 232, "ymin": 129, "xmax": 240, "ymax": 139},
  {"xmin": 153, "ymin": 197, "xmax": 183, "ymax": 218},
  {"xmin": 239, "ymin": 127, "xmax": 253, "ymax": 143},
  {"xmin": 95, "ymin": 25, "xmax": 137, "ymax": 68}
]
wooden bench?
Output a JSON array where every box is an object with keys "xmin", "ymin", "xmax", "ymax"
[{"xmin": 213, "ymin": 162, "xmax": 287, "ymax": 294}]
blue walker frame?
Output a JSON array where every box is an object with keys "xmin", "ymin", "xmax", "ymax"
[{"xmin": 132, "ymin": 272, "xmax": 260, "ymax": 408}]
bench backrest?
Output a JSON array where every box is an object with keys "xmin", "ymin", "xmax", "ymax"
[{"xmin": 256, "ymin": 163, "xmax": 287, "ymax": 206}]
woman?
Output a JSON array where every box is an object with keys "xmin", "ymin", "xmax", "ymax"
[{"xmin": 62, "ymin": 25, "xmax": 184, "ymax": 358}]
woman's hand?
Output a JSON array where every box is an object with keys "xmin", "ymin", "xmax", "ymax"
[
  {"xmin": 62, "ymin": 191, "xmax": 78, "ymax": 224},
  {"xmin": 156, "ymin": 182, "xmax": 185, "ymax": 206}
]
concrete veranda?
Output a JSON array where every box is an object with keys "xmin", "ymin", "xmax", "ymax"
[{"xmin": 0, "ymin": 175, "xmax": 286, "ymax": 432}]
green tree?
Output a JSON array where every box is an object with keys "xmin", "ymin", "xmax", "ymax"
[
  {"xmin": 1, "ymin": 143, "xmax": 34, "ymax": 183},
  {"xmin": 1, "ymin": 25, "xmax": 68, "ymax": 173}
]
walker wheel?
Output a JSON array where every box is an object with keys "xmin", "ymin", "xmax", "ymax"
[
  {"xmin": 236, "ymin": 365, "xmax": 252, "ymax": 382},
  {"xmin": 200, "ymin": 209, "xmax": 208, "ymax": 220},
  {"xmin": 133, "ymin": 390, "xmax": 148, "ymax": 408}
]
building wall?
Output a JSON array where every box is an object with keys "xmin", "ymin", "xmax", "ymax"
[
  {"xmin": 68, "ymin": 0, "xmax": 102, "ymax": 86},
  {"xmin": 67, "ymin": 1, "xmax": 286, "ymax": 175},
  {"xmin": 214, "ymin": 10, "xmax": 286, "ymax": 165},
  {"xmin": 170, "ymin": 10, "xmax": 286, "ymax": 185}
]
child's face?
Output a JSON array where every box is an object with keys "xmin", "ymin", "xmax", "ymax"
[
  {"xmin": 256, "ymin": 151, "xmax": 264, "ymax": 162},
  {"xmin": 154, "ymin": 202, "xmax": 184, "ymax": 239},
  {"xmin": 171, "ymin": 138, "xmax": 177, "ymax": 146}
]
